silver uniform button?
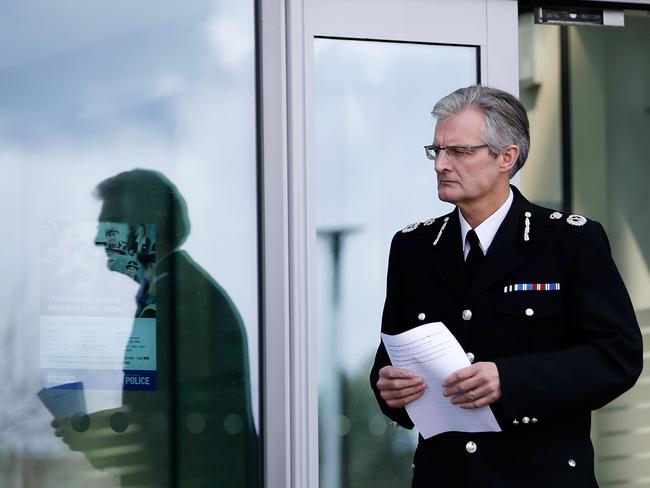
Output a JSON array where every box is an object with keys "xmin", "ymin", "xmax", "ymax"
[
  {"xmin": 462, "ymin": 309, "xmax": 473, "ymax": 321},
  {"xmin": 568, "ymin": 459, "xmax": 576, "ymax": 468},
  {"xmin": 522, "ymin": 416, "xmax": 530, "ymax": 424},
  {"xmin": 418, "ymin": 313, "xmax": 426, "ymax": 321},
  {"xmin": 466, "ymin": 352, "xmax": 475, "ymax": 364},
  {"xmin": 465, "ymin": 441, "xmax": 477, "ymax": 454},
  {"xmin": 525, "ymin": 308, "xmax": 534, "ymax": 317}
]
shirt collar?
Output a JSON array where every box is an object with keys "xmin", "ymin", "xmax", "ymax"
[{"xmin": 459, "ymin": 188, "xmax": 514, "ymax": 256}]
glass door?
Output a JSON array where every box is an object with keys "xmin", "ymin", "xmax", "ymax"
[
  {"xmin": 314, "ymin": 37, "xmax": 477, "ymax": 488},
  {"xmin": 305, "ymin": 1, "xmax": 519, "ymax": 485}
]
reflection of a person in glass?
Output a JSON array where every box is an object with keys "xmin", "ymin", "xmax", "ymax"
[{"xmin": 52, "ymin": 169, "xmax": 259, "ymax": 487}]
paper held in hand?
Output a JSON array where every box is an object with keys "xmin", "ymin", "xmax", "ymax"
[{"xmin": 381, "ymin": 322, "xmax": 501, "ymax": 439}]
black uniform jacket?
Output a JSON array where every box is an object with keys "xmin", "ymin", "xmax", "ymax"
[{"xmin": 370, "ymin": 187, "xmax": 643, "ymax": 488}]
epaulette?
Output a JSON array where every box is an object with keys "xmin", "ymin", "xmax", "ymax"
[
  {"xmin": 546, "ymin": 211, "xmax": 589, "ymax": 228},
  {"xmin": 400, "ymin": 216, "xmax": 438, "ymax": 234},
  {"xmin": 520, "ymin": 208, "xmax": 591, "ymax": 245}
]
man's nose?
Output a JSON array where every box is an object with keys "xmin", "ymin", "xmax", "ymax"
[{"xmin": 434, "ymin": 150, "xmax": 452, "ymax": 173}]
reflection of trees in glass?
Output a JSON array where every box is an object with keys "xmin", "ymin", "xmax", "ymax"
[{"xmin": 320, "ymin": 355, "xmax": 415, "ymax": 488}]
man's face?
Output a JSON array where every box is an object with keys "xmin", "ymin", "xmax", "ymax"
[
  {"xmin": 433, "ymin": 108, "xmax": 503, "ymax": 207},
  {"xmin": 94, "ymin": 210, "xmax": 127, "ymax": 272},
  {"xmin": 106, "ymin": 230, "xmax": 120, "ymax": 249}
]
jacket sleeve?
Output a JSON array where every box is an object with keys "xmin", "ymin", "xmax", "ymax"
[
  {"xmin": 495, "ymin": 222, "xmax": 643, "ymax": 421},
  {"xmin": 369, "ymin": 232, "xmax": 415, "ymax": 429}
]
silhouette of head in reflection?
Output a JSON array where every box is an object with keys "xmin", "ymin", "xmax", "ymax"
[
  {"xmin": 53, "ymin": 169, "xmax": 259, "ymax": 488},
  {"xmin": 94, "ymin": 170, "xmax": 187, "ymax": 318},
  {"xmin": 95, "ymin": 168, "xmax": 189, "ymax": 257}
]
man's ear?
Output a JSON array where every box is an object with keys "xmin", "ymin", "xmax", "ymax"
[{"xmin": 499, "ymin": 145, "xmax": 519, "ymax": 174}]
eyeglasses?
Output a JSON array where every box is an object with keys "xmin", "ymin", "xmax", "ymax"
[{"xmin": 424, "ymin": 143, "xmax": 490, "ymax": 161}]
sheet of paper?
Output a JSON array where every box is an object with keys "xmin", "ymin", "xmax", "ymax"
[
  {"xmin": 381, "ymin": 322, "xmax": 501, "ymax": 439},
  {"xmin": 37, "ymin": 382, "xmax": 87, "ymax": 418}
]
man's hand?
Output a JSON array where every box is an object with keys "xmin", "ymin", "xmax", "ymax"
[
  {"xmin": 51, "ymin": 415, "xmax": 90, "ymax": 450},
  {"xmin": 442, "ymin": 362, "xmax": 501, "ymax": 409},
  {"xmin": 376, "ymin": 366, "xmax": 426, "ymax": 409},
  {"xmin": 50, "ymin": 409, "xmax": 122, "ymax": 469}
]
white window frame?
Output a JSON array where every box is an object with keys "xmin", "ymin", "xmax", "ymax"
[{"xmin": 258, "ymin": 1, "xmax": 519, "ymax": 487}]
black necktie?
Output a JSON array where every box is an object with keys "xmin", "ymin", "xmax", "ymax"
[{"xmin": 465, "ymin": 229, "xmax": 484, "ymax": 282}]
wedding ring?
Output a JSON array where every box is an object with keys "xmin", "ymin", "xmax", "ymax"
[{"xmin": 471, "ymin": 390, "xmax": 478, "ymax": 401}]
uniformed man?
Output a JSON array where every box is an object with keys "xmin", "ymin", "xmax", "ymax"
[
  {"xmin": 105, "ymin": 226, "xmax": 124, "ymax": 251},
  {"xmin": 125, "ymin": 260, "xmax": 139, "ymax": 280},
  {"xmin": 370, "ymin": 85, "xmax": 643, "ymax": 487}
]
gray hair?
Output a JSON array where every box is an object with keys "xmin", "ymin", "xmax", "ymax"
[{"xmin": 432, "ymin": 85, "xmax": 530, "ymax": 178}]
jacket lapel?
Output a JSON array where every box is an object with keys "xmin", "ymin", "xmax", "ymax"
[
  {"xmin": 466, "ymin": 187, "xmax": 534, "ymax": 301},
  {"xmin": 430, "ymin": 209, "xmax": 469, "ymax": 300}
]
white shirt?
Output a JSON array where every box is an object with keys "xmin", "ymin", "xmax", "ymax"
[{"xmin": 459, "ymin": 189, "xmax": 514, "ymax": 260}]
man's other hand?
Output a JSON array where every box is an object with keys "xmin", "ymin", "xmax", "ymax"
[
  {"xmin": 442, "ymin": 361, "xmax": 501, "ymax": 408},
  {"xmin": 376, "ymin": 366, "xmax": 426, "ymax": 409}
]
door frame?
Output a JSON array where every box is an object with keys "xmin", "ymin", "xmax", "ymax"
[{"xmin": 258, "ymin": 1, "xmax": 519, "ymax": 486}]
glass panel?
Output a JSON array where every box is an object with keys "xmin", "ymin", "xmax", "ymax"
[
  {"xmin": 518, "ymin": 12, "xmax": 564, "ymax": 209},
  {"xmin": 315, "ymin": 37, "xmax": 477, "ymax": 488},
  {"xmin": 569, "ymin": 13, "xmax": 650, "ymax": 487},
  {"xmin": 0, "ymin": 2, "xmax": 260, "ymax": 487},
  {"xmin": 519, "ymin": 10, "xmax": 650, "ymax": 486}
]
